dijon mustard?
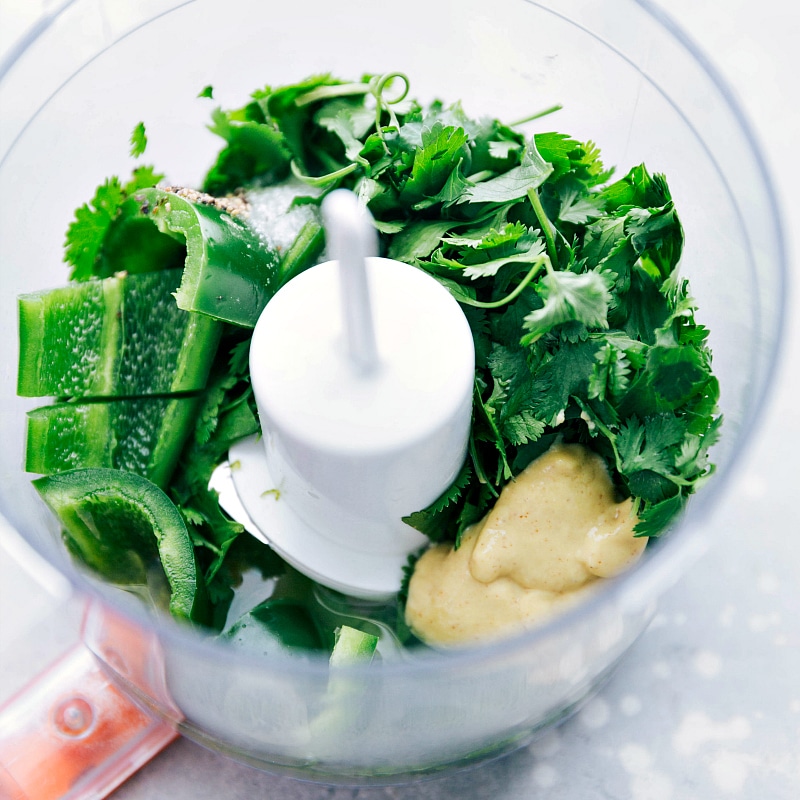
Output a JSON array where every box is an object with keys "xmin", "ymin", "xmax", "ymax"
[{"xmin": 405, "ymin": 443, "xmax": 647, "ymax": 647}]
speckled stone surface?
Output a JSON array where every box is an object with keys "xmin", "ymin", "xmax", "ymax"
[{"xmin": 1, "ymin": 1, "xmax": 799, "ymax": 798}]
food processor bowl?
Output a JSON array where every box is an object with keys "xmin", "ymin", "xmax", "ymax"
[{"xmin": 0, "ymin": 0, "xmax": 786, "ymax": 783}]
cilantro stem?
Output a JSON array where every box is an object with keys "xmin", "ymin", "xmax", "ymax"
[
  {"xmin": 455, "ymin": 257, "xmax": 547, "ymax": 309},
  {"xmin": 371, "ymin": 72, "xmax": 410, "ymax": 148},
  {"xmin": 372, "ymin": 72, "xmax": 410, "ymax": 106},
  {"xmin": 526, "ymin": 187, "xmax": 559, "ymax": 269},
  {"xmin": 294, "ymin": 82, "xmax": 372, "ymax": 107},
  {"xmin": 574, "ymin": 397, "xmax": 624, "ymax": 475},
  {"xmin": 468, "ymin": 432, "xmax": 499, "ymax": 498},
  {"xmin": 466, "ymin": 169, "xmax": 495, "ymax": 184},
  {"xmin": 218, "ymin": 386, "xmax": 252, "ymax": 415},
  {"xmin": 290, "ymin": 160, "xmax": 358, "ymax": 187},
  {"xmin": 473, "ymin": 382, "xmax": 512, "ymax": 482},
  {"xmin": 507, "ymin": 103, "xmax": 563, "ymax": 127}
]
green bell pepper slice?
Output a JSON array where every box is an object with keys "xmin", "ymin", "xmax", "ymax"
[
  {"xmin": 136, "ymin": 187, "xmax": 282, "ymax": 328},
  {"xmin": 18, "ymin": 268, "xmax": 221, "ymax": 398},
  {"xmin": 34, "ymin": 468, "xmax": 208, "ymax": 623},
  {"xmin": 26, "ymin": 395, "xmax": 201, "ymax": 488}
]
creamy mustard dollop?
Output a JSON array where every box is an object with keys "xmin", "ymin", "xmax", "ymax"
[{"xmin": 405, "ymin": 443, "xmax": 647, "ymax": 647}]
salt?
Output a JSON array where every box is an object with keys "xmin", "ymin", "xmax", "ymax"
[{"xmin": 245, "ymin": 179, "xmax": 324, "ymax": 256}]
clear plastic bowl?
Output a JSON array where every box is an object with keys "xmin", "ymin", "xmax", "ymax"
[{"xmin": 0, "ymin": 0, "xmax": 786, "ymax": 784}]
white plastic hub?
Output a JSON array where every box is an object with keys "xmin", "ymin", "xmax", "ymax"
[{"xmin": 225, "ymin": 191, "xmax": 475, "ymax": 599}]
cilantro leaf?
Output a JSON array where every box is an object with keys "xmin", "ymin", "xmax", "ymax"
[
  {"xmin": 633, "ymin": 493, "xmax": 685, "ymax": 537},
  {"xmin": 124, "ymin": 165, "xmax": 163, "ymax": 194},
  {"xmin": 203, "ymin": 107, "xmax": 291, "ymax": 194},
  {"xmin": 556, "ymin": 178, "xmax": 604, "ymax": 224},
  {"xmin": 522, "ymin": 269, "xmax": 611, "ymax": 343},
  {"xmin": 625, "ymin": 202, "xmax": 683, "ymax": 280},
  {"xmin": 588, "ymin": 342, "xmax": 632, "ymax": 402},
  {"xmin": 620, "ymin": 343, "xmax": 711, "ymax": 417},
  {"xmin": 411, "ymin": 159, "xmax": 473, "ymax": 210},
  {"xmin": 194, "ymin": 374, "xmax": 238, "ymax": 446},
  {"xmin": 534, "ymin": 133, "xmax": 611, "ymax": 186},
  {"xmin": 64, "ymin": 178, "xmax": 126, "ymax": 279},
  {"xmin": 611, "ymin": 266, "xmax": 671, "ymax": 343},
  {"xmin": 401, "ymin": 461, "xmax": 473, "ymax": 541},
  {"xmin": 600, "ymin": 163, "xmax": 670, "ymax": 211},
  {"xmin": 617, "ymin": 415, "xmax": 686, "ymax": 478},
  {"xmin": 582, "ymin": 216, "xmax": 628, "ymax": 263},
  {"xmin": 462, "ymin": 139, "xmax": 553, "ymax": 204},
  {"xmin": 528, "ymin": 340, "xmax": 601, "ymax": 424},
  {"xmin": 426, "ymin": 461, "xmax": 474, "ymax": 515},
  {"xmin": 488, "ymin": 140, "xmax": 522, "ymax": 161},
  {"xmin": 647, "ymin": 345, "xmax": 709, "ymax": 407},
  {"xmin": 63, "ymin": 165, "xmax": 165, "ymax": 280},
  {"xmin": 130, "ymin": 122, "xmax": 148, "ymax": 158},
  {"xmin": 398, "ymin": 122, "xmax": 469, "ymax": 206},
  {"xmin": 445, "ymin": 221, "xmax": 527, "ymax": 250},
  {"xmin": 314, "ymin": 98, "xmax": 374, "ymax": 166},
  {"xmin": 228, "ymin": 338, "xmax": 251, "ymax": 376},
  {"xmin": 503, "ymin": 409, "xmax": 546, "ymax": 446},
  {"xmin": 388, "ymin": 220, "xmax": 454, "ymax": 261},
  {"xmin": 459, "ymin": 235, "xmax": 546, "ymax": 280}
]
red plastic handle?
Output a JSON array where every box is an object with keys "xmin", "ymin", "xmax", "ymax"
[{"xmin": 0, "ymin": 612, "xmax": 178, "ymax": 800}]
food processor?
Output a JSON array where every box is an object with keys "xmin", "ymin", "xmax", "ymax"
[{"xmin": 0, "ymin": 0, "xmax": 786, "ymax": 791}]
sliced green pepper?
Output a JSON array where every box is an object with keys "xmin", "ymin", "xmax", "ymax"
[
  {"xmin": 137, "ymin": 188, "xmax": 282, "ymax": 328},
  {"xmin": 26, "ymin": 395, "xmax": 201, "ymax": 488},
  {"xmin": 18, "ymin": 269, "xmax": 221, "ymax": 398},
  {"xmin": 34, "ymin": 468, "xmax": 208, "ymax": 623},
  {"xmin": 279, "ymin": 217, "xmax": 326, "ymax": 284},
  {"xmin": 329, "ymin": 625, "xmax": 379, "ymax": 667}
]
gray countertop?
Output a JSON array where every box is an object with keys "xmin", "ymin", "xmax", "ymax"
[{"xmin": 1, "ymin": 1, "xmax": 798, "ymax": 798}]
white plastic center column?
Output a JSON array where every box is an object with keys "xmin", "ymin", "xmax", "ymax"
[{"xmin": 227, "ymin": 190, "xmax": 474, "ymax": 599}]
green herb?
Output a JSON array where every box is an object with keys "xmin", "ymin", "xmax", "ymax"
[
  {"xmin": 130, "ymin": 122, "xmax": 148, "ymax": 157},
  {"xmin": 63, "ymin": 166, "xmax": 173, "ymax": 280}
]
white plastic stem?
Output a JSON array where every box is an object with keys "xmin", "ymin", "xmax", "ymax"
[
  {"xmin": 321, "ymin": 189, "xmax": 379, "ymax": 374},
  {"xmin": 230, "ymin": 188, "xmax": 476, "ymax": 597}
]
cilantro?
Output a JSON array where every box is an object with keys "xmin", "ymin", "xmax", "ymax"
[
  {"xmin": 401, "ymin": 460, "xmax": 472, "ymax": 541},
  {"xmin": 555, "ymin": 178, "xmax": 604, "ymax": 225},
  {"xmin": 589, "ymin": 342, "xmax": 632, "ymax": 402},
  {"xmin": 503, "ymin": 410, "xmax": 546, "ymax": 447},
  {"xmin": 130, "ymin": 122, "xmax": 147, "ymax": 157},
  {"xmin": 462, "ymin": 139, "xmax": 553, "ymax": 204},
  {"xmin": 455, "ymin": 234, "xmax": 546, "ymax": 280},
  {"xmin": 387, "ymin": 220, "xmax": 455, "ymax": 261},
  {"xmin": 534, "ymin": 133, "xmax": 611, "ymax": 186},
  {"xmin": 522, "ymin": 269, "xmax": 612, "ymax": 343},
  {"xmin": 64, "ymin": 178, "xmax": 125, "ymax": 279},
  {"xmin": 399, "ymin": 123, "xmax": 469, "ymax": 206},
  {"xmin": 63, "ymin": 165, "xmax": 166, "ymax": 280},
  {"xmin": 633, "ymin": 494, "xmax": 685, "ymax": 538},
  {"xmin": 203, "ymin": 106, "xmax": 291, "ymax": 194},
  {"xmin": 198, "ymin": 85, "xmax": 214, "ymax": 99},
  {"xmin": 616, "ymin": 415, "xmax": 685, "ymax": 477}
]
